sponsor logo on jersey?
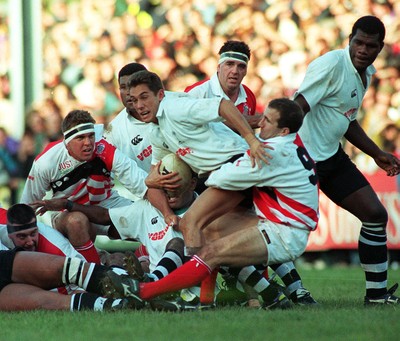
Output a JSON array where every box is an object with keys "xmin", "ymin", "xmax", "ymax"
[
  {"xmin": 351, "ymin": 89, "xmax": 357, "ymax": 98},
  {"xmin": 131, "ymin": 135, "xmax": 143, "ymax": 145},
  {"xmin": 242, "ymin": 104, "xmax": 249, "ymax": 115},
  {"xmin": 96, "ymin": 143, "xmax": 105, "ymax": 154},
  {"xmin": 151, "ymin": 216, "xmax": 159, "ymax": 224},
  {"xmin": 58, "ymin": 160, "xmax": 73, "ymax": 173},
  {"xmin": 176, "ymin": 147, "xmax": 192, "ymax": 157},
  {"xmin": 162, "ymin": 142, "xmax": 169, "ymax": 149},
  {"xmin": 137, "ymin": 145, "xmax": 152, "ymax": 161},
  {"xmin": 148, "ymin": 223, "xmax": 170, "ymax": 241}
]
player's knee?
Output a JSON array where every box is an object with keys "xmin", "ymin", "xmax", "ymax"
[
  {"xmin": 180, "ymin": 212, "xmax": 202, "ymax": 234},
  {"xmin": 364, "ymin": 204, "xmax": 388, "ymax": 224},
  {"xmin": 198, "ymin": 243, "xmax": 218, "ymax": 266},
  {"xmin": 63, "ymin": 212, "xmax": 92, "ymax": 238},
  {"xmin": 165, "ymin": 237, "xmax": 184, "ymax": 255}
]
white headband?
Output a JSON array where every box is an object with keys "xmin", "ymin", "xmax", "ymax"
[
  {"xmin": 218, "ymin": 51, "xmax": 249, "ymax": 65},
  {"xmin": 64, "ymin": 123, "xmax": 95, "ymax": 144}
]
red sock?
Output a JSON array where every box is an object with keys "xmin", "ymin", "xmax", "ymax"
[
  {"xmin": 200, "ymin": 267, "xmax": 219, "ymax": 304},
  {"xmin": 75, "ymin": 240, "xmax": 101, "ymax": 264},
  {"xmin": 140, "ymin": 255, "xmax": 211, "ymax": 300}
]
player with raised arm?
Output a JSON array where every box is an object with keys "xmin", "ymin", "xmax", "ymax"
[
  {"xmin": 103, "ymin": 98, "xmax": 319, "ymax": 309},
  {"xmin": 185, "ymin": 40, "xmax": 316, "ymax": 306}
]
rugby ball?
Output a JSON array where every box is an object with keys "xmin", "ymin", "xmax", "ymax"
[{"xmin": 160, "ymin": 153, "xmax": 193, "ymax": 196}]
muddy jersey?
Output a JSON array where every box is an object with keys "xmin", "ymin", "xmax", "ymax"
[
  {"xmin": 109, "ymin": 199, "xmax": 187, "ymax": 272},
  {"xmin": 21, "ymin": 138, "xmax": 148, "ymax": 205}
]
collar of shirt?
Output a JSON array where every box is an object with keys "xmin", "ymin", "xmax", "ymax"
[
  {"xmin": 209, "ymin": 73, "xmax": 247, "ymax": 105},
  {"xmin": 344, "ymin": 45, "xmax": 376, "ymax": 78}
]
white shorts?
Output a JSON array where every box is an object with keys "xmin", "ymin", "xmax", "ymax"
[
  {"xmin": 51, "ymin": 191, "xmax": 133, "ymax": 235},
  {"xmin": 256, "ymin": 220, "xmax": 309, "ymax": 265}
]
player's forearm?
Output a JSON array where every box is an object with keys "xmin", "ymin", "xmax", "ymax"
[
  {"xmin": 65, "ymin": 200, "xmax": 111, "ymax": 225},
  {"xmin": 345, "ymin": 121, "xmax": 382, "ymax": 158},
  {"xmin": 219, "ymin": 99, "xmax": 257, "ymax": 143},
  {"xmin": 146, "ymin": 188, "xmax": 174, "ymax": 219}
]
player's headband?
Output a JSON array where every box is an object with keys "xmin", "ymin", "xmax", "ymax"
[
  {"xmin": 218, "ymin": 51, "xmax": 249, "ymax": 65},
  {"xmin": 64, "ymin": 123, "xmax": 95, "ymax": 144},
  {"xmin": 7, "ymin": 221, "xmax": 37, "ymax": 234}
]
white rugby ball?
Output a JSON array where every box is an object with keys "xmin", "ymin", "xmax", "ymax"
[{"xmin": 160, "ymin": 153, "xmax": 193, "ymax": 196}]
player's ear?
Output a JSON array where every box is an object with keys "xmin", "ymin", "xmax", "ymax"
[
  {"xmin": 280, "ymin": 127, "xmax": 290, "ymax": 136},
  {"xmin": 189, "ymin": 176, "xmax": 197, "ymax": 191},
  {"xmin": 157, "ymin": 89, "xmax": 165, "ymax": 101}
]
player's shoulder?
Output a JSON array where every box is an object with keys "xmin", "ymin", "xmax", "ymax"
[
  {"xmin": 108, "ymin": 110, "xmax": 125, "ymax": 126},
  {"xmin": 311, "ymin": 49, "xmax": 345, "ymax": 69},
  {"xmin": 34, "ymin": 140, "xmax": 64, "ymax": 162},
  {"xmin": 242, "ymin": 84, "xmax": 256, "ymax": 104},
  {"xmin": 184, "ymin": 78, "xmax": 210, "ymax": 93}
]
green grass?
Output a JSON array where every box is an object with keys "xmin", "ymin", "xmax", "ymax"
[{"xmin": 1, "ymin": 267, "xmax": 399, "ymax": 341}]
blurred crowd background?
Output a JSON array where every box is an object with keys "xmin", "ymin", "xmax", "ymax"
[{"xmin": 0, "ymin": 0, "xmax": 399, "ymax": 207}]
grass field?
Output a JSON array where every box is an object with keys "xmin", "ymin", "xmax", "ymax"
[{"xmin": 1, "ymin": 266, "xmax": 399, "ymax": 341}]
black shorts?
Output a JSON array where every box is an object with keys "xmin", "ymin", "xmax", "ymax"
[
  {"xmin": 0, "ymin": 247, "xmax": 24, "ymax": 292},
  {"xmin": 316, "ymin": 145, "xmax": 370, "ymax": 204}
]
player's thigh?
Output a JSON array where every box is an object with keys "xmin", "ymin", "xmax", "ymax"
[
  {"xmin": 0, "ymin": 283, "xmax": 70, "ymax": 311},
  {"xmin": 259, "ymin": 221, "xmax": 309, "ymax": 265},
  {"xmin": 181, "ymin": 188, "xmax": 245, "ymax": 231},
  {"xmin": 204, "ymin": 208, "xmax": 259, "ymax": 242},
  {"xmin": 201, "ymin": 226, "xmax": 268, "ymax": 268}
]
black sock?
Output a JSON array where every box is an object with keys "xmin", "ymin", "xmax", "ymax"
[{"xmin": 359, "ymin": 222, "xmax": 388, "ymax": 298}]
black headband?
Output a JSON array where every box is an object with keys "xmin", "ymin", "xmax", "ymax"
[
  {"xmin": 64, "ymin": 123, "xmax": 95, "ymax": 140},
  {"xmin": 7, "ymin": 221, "xmax": 37, "ymax": 234}
]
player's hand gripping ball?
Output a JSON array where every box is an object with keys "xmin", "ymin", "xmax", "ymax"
[{"xmin": 160, "ymin": 153, "xmax": 193, "ymax": 197}]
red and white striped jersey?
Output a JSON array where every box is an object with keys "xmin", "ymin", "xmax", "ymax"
[
  {"xmin": 206, "ymin": 133, "xmax": 319, "ymax": 231},
  {"xmin": 21, "ymin": 138, "xmax": 148, "ymax": 205}
]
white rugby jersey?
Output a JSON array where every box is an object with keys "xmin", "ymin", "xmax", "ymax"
[
  {"xmin": 294, "ymin": 46, "xmax": 375, "ymax": 162},
  {"xmin": 104, "ymin": 108, "xmax": 153, "ymax": 173},
  {"xmin": 0, "ymin": 241, "xmax": 8, "ymax": 250},
  {"xmin": 206, "ymin": 133, "xmax": 319, "ymax": 231},
  {"xmin": 150, "ymin": 92, "xmax": 248, "ymax": 175},
  {"xmin": 21, "ymin": 138, "xmax": 148, "ymax": 205},
  {"xmin": 109, "ymin": 198, "xmax": 186, "ymax": 272}
]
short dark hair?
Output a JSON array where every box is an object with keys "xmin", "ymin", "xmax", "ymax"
[
  {"xmin": 118, "ymin": 62, "xmax": 147, "ymax": 81},
  {"xmin": 127, "ymin": 70, "xmax": 164, "ymax": 95},
  {"xmin": 218, "ymin": 40, "xmax": 251, "ymax": 61},
  {"xmin": 350, "ymin": 16, "xmax": 385, "ymax": 44},
  {"xmin": 268, "ymin": 98, "xmax": 304, "ymax": 133},
  {"xmin": 7, "ymin": 204, "xmax": 36, "ymax": 225},
  {"xmin": 62, "ymin": 110, "xmax": 95, "ymax": 133}
]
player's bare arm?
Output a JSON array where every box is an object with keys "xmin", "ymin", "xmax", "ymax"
[
  {"xmin": 344, "ymin": 120, "xmax": 400, "ymax": 176},
  {"xmin": 218, "ymin": 99, "xmax": 273, "ymax": 168},
  {"xmin": 145, "ymin": 162, "xmax": 182, "ymax": 191},
  {"xmin": 30, "ymin": 199, "xmax": 111, "ymax": 225},
  {"xmin": 294, "ymin": 94, "xmax": 310, "ymax": 114}
]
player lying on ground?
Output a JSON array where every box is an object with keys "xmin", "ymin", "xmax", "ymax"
[{"xmin": 0, "ymin": 244, "xmax": 144, "ymax": 311}]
